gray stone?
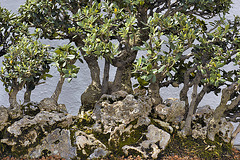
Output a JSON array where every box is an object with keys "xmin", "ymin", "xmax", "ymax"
[
  {"xmin": 89, "ymin": 148, "xmax": 109, "ymax": 159},
  {"xmin": 192, "ymin": 105, "xmax": 233, "ymax": 143},
  {"xmin": 38, "ymin": 98, "xmax": 67, "ymax": 113},
  {"xmin": 93, "ymin": 91, "xmax": 152, "ymax": 134},
  {"xmin": 122, "ymin": 125, "xmax": 171, "ymax": 159},
  {"xmin": 29, "ymin": 129, "xmax": 76, "ymax": 160},
  {"xmin": 75, "ymin": 130, "xmax": 107, "ymax": 157},
  {"xmin": 0, "ymin": 106, "xmax": 9, "ymax": 131},
  {"xmin": 6, "ymin": 111, "xmax": 73, "ymax": 137},
  {"xmin": 155, "ymin": 98, "xmax": 185, "ymax": 125}
]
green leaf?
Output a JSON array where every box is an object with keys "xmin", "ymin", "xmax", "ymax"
[
  {"xmin": 133, "ymin": 46, "xmax": 145, "ymax": 51},
  {"xmin": 158, "ymin": 65, "xmax": 166, "ymax": 73},
  {"xmin": 67, "ymin": 55, "xmax": 76, "ymax": 60}
]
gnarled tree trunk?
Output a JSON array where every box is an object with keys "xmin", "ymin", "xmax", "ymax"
[
  {"xmin": 207, "ymin": 83, "xmax": 240, "ymax": 141},
  {"xmin": 9, "ymin": 89, "xmax": 19, "ymax": 109},
  {"xmin": 111, "ymin": 50, "xmax": 137, "ymax": 94}
]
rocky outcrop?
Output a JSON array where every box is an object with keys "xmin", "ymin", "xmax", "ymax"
[
  {"xmin": 192, "ymin": 105, "xmax": 234, "ymax": 143},
  {"xmin": 0, "ymin": 93, "xmax": 236, "ymax": 159},
  {"xmin": 0, "ymin": 106, "xmax": 9, "ymax": 131},
  {"xmin": 154, "ymin": 98, "xmax": 185, "ymax": 125},
  {"xmin": 0, "ymin": 102, "xmax": 75, "ymax": 159},
  {"xmin": 29, "ymin": 128, "xmax": 76, "ymax": 159}
]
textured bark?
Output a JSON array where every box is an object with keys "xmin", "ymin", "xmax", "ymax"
[
  {"xmin": 148, "ymin": 74, "xmax": 163, "ymax": 106},
  {"xmin": 181, "ymin": 79, "xmax": 199, "ymax": 136},
  {"xmin": 9, "ymin": 89, "xmax": 19, "ymax": 109},
  {"xmin": 24, "ymin": 89, "xmax": 31, "ymax": 103},
  {"xmin": 111, "ymin": 65, "xmax": 133, "ymax": 93},
  {"xmin": 180, "ymin": 66, "xmax": 197, "ymax": 113},
  {"xmin": 83, "ymin": 55, "xmax": 101, "ymax": 88},
  {"xmin": 193, "ymin": 85, "xmax": 209, "ymax": 113},
  {"xmin": 207, "ymin": 82, "xmax": 240, "ymax": 141},
  {"xmin": 51, "ymin": 75, "xmax": 65, "ymax": 102},
  {"xmin": 102, "ymin": 58, "xmax": 110, "ymax": 94},
  {"xmin": 111, "ymin": 50, "xmax": 137, "ymax": 93}
]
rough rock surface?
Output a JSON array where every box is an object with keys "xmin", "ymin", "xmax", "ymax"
[
  {"xmin": 38, "ymin": 98, "xmax": 67, "ymax": 113},
  {"xmin": 29, "ymin": 128, "xmax": 76, "ymax": 160},
  {"xmin": 6, "ymin": 111, "xmax": 73, "ymax": 138},
  {"xmin": 0, "ymin": 106, "xmax": 9, "ymax": 131},
  {"xmin": 0, "ymin": 93, "xmax": 236, "ymax": 159},
  {"xmin": 93, "ymin": 91, "xmax": 152, "ymax": 134},
  {"xmin": 192, "ymin": 105, "xmax": 233, "ymax": 142},
  {"xmin": 154, "ymin": 98, "xmax": 185, "ymax": 125},
  {"xmin": 122, "ymin": 125, "xmax": 171, "ymax": 159}
]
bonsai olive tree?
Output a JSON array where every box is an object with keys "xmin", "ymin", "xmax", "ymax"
[
  {"xmin": 15, "ymin": 0, "xmax": 240, "ymax": 141},
  {"xmin": 18, "ymin": 0, "xmax": 233, "ymax": 110},
  {"xmin": 0, "ymin": 37, "xmax": 51, "ymax": 109}
]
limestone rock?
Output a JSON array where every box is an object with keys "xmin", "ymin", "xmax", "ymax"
[
  {"xmin": 93, "ymin": 91, "xmax": 152, "ymax": 134},
  {"xmin": 0, "ymin": 106, "xmax": 9, "ymax": 131},
  {"xmin": 122, "ymin": 125, "xmax": 171, "ymax": 159},
  {"xmin": 29, "ymin": 128, "xmax": 76, "ymax": 160},
  {"xmin": 192, "ymin": 106, "xmax": 213, "ymax": 140},
  {"xmin": 218, "ymin": 118, "xmax": 234, "ymax": 143},
  {"xmin": 75, "ymin": 130, "xmax": 107, "ymax": 158},
  {"xmin": 192, "ymin": 105, "xmax": 233, "ymax": 143},
  {"xmin": 38, "ymin": 98, "xmax": 67, "ymax": 113},
  {"xmin": 6, "ymin": 111, "xmax": 73, "ymax": 138},
  {"xmin": 155, "ymin": 98, "xmax": 185, "ymax": 125},
  {"xmin": 89, "ymin": 148, "xmax": 109, "ymax": 159}
]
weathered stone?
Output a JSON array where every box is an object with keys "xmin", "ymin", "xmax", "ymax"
[
  {"xmin": 29, "ymin": 128, "xmax": 76, "ymax": 160},
  {"xmin": 75, "ymin": 130, "xmax": 107, "ymax": 158},
  {"xmin": 38, "ymin": 98, "xmax": 67, "ymax": 113},
  {"xmin": 89, "ymin": 148, "xmax": 109, "ymax": 159},
  {"xmin": 0, "ymin": 106, "xmax": 9, "ymax": 131},
  {"xmin": 153, "ymin": 119, "xmax": 173, "ymax": 133},
  {"xmin": 122, "ymin": 125, "xmax": 171, "ymax": 159},
  {"xmin": 155, "ymin": 98, "xmax": 185, "ymax": 125},
  {"xmin": 154, "ymin": 104, "xmax": 169, "ymax": 120},
  {"xmin": 6, "ymin": 111, "xmax": 73, "ymax": 137},
  {"xmin": 192, "ymin": 105, "xmax": 233, "ymax": 143},
  {"xmin": 93, "ymin": 92, "xmax": 152, "ymax": 134},
  {"xmin": 81, "ymin": 84, "xmax": 102, "ymax": 111},
  {"xmin": 145, "ymin": 125, "xmax": 170, "ymax": 150},
  {"xmin": 218, "ymin": 118, "xmax": 234, "ymax": 143},
  {"xmin": 8, "ymin": 108, "xmax": 23, "ymax": 120}
]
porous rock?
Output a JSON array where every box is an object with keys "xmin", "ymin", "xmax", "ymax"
[
  {"xmin": 29, "ymin": 128, "xmax": 76, "ymax": 160},
  {"xmin": 192, "ymin": 105, "xmax": 234, "ymax": 143},
  {"xmin": 0, "ymin": 106, "xmax": 9, "ymax": 131},
  {"xmin": 122, "ymin": 125, "xmax": 171, "ymax": 159},
  {"xmin": 92, "ymin": 91, "xmax": 152, "ymax": 134},
  {"xmin": 155, "ymin": 98, "xmax": 185, "ymax": 125},
  {"xmin": 6, "ymin": 111, "xmax": 73, "ymax": 138},
  {"xmin": 38, "ymin": 98, "xmax": 67, "ymax": 113},
  {"xmin": 75, "ymin": 130, "xmax": 108, "ymax": 158}
]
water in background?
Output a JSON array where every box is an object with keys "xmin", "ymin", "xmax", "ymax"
[{"xmin": 0, "ymin": 0, "xmax": 240, "ymax": 144}]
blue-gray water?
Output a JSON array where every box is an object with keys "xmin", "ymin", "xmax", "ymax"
[{"xmin": 0, "ymin": 0, "xmax": 240, "ymax": 144}]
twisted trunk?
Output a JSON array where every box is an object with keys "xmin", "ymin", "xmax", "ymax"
[
  {"xmin": 9, "ymin": 89, "xmax": 19, "ymax": 109},
  {"xmin": 111, "ymin": 50, "xmax": 137, "ymax": 94},
  {"xmin": 208, "ymin": 82, "xmax": 240, "ymax": 141}
]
